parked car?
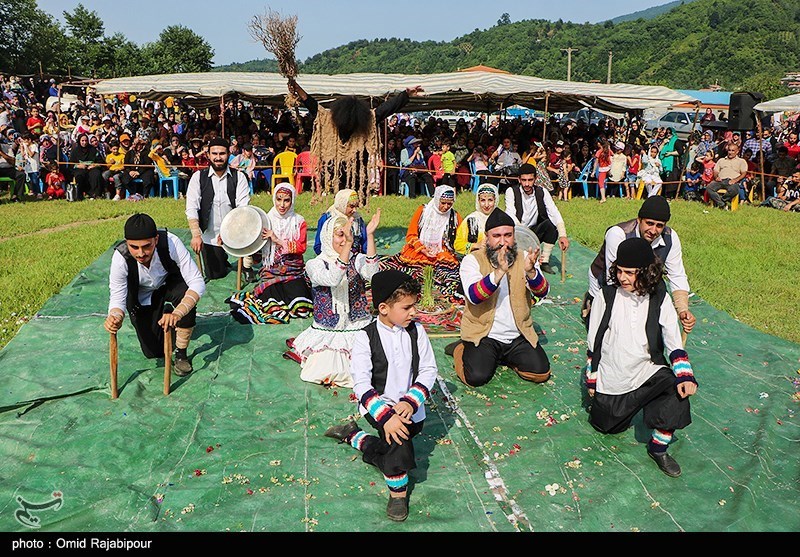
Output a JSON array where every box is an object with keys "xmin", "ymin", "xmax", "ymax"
[
  {"xmin": 563, "ymin": 108, "xmax": 606, "ymax": 126},
  {"xmin": 430, "ymin": 109, "xmax": 463, "ymax": 126},
  {"xmin": 645, "ymin": 110, "xmax": 702, "ymax": 140}
]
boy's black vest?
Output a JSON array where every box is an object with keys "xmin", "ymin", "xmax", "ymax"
[
  {"xmin": 589, "ymin": 219, "xmax": 673, "ymax": 285},
  {"xmin": 198, "ymin": 168, "xmax": 239, "ymax": 232},
  {"xmin": 363, "ymin": 320, "xmax": 419, "ymax": 395},
  {"xmin": 115, "ymin": 230, "xmax": 181, "ymax": 316},
  {"xmin": 508, "ymin": 183, "xmax": 547, "ymax": 226},
  {"xmin": 590, "ymin": 281, "xmax": 669, "ymax": 373}
]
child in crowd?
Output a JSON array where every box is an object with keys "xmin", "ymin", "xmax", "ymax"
[
  {"xmin": 594, "ymin": 140, "xmax": 612, "ymax": 203},
  {"xmin": 21, "ymin": 133, "xmax": 41, "ymax": 199},
  {"xmin": 608, "ymin": 141, "xmax": 627, "ymax": 197},
  {"xmin": 104, "ymin": 140, "xmax": 125, "ymax": 200},
  {"xmin": 44, "ymin": 162, "xmax": 66, "ymax": 200},
  {"xmin": 586, "ymin": 237, "xmax": 698, "ymax": 478},
  {"xmin": 698, "ymin": 149, "xmax": 716, "ymax": 190},
  {"xmin": 323, "ymin": 269, "xmax": 438, "ymax": 522},
  {"xmin": 557, "ymin": 147, "xmax": 574, "ymax": 201},
  {"xmin": 626, "ymin": 145, "xmax": 642, "ymax": 199},
  {"xmin": 683, "ymin": 161, "xmax": 703, "ymax": 201},
  {"xmin": 439, "ymin": 140, "xmax": 456, "ymax": 188},
  {"xmin": 638, "ymin": 145, "xmax": 664, "ymax": 197}
]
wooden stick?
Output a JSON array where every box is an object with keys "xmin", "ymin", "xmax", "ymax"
[
  {"xmin": 561, "ymin": 247, "xmax": 567, "ymax": 284},
  {"xmin": 681, "ymin": 329, "xmax": 688, "ymax": 347},
  {"xmin": 195, "ymin": 251, "xmax": 204, "ymax": 279},
  {"xmin": 236, "ymin": 257, "xmax": 243, "ymax": 290},
  {"xmin": 164, "ymin": 327, "xmax": 172, "ymax": 396},
  {"xmin": 109, "ymin": 333, "xmax": 119, "ymax": 399},
  {"xmin": 427, "ymin": 332, "xmax": 461, "ymax": 339}
]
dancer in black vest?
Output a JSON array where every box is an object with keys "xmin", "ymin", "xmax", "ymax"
[
  {"xmin": 323, "ymin": 270, "xmax": 438, "ymax": 522},
  {"xmin": 586, "ymin": 237, "xmax": 698, "ymax": 477},
  {"xmin": 105, "ymin": 214, "xmax": 206, "ymax": 376},
  {"xmin": 582, "ymin": 195, "xmax": 696, "ymax": 334},
  {"xmin": 504, "ymin": 163, "xmax": 569, "ymax": 274},
  {"xmin": 185, "ymin": 137, "xmax": 252, "ymax": 281}
]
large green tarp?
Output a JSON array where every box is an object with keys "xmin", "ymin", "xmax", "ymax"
[{"xmin": 1, "ymin": 229, "xmax": 798, "ymax": 532}]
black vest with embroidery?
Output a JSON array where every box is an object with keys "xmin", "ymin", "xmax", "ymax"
[
  {"xmin": 509, "ymin": 183, "xmax": 546, "ymax": 226},
  {"xmin": 363, "ymin": 320, "xmax": 419, "ymax": 395},
  {"xmin": 115, "ymin": 230, "xmax": 181, "ymax": 316},
  {"xmin": 198, "ymin": 168, "xmax": 239, "ymax": 233},
  {"xmin": 590, "ymin": 219, "xmax": 673, "ymax": 286},
  {"xmin": 590, "ymin": 281, "xmax": 669, "ymax": 373}
]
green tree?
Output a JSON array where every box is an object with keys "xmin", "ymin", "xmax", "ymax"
[
  {"xmin": 141, "ymin": 25, "xmax": 214, "ymax": 74},
  {"xmin": 63, "ymin": 3, "xmax": 104, "ymax": 43},
  {"xmin": 0, "ymin": 0, "xmax": 68, "ymax": 74},
  {"xmin": 497, "ymin": 13, "xmax": 511, "ymax": 26}
]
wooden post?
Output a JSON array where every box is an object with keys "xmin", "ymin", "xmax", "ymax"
[
  {"xmin": 109, "ymin": 333, "xmax": 119, "ymax": 399},
  {"xmin": 756, "ymin": 115, "xmax": 766, "ymax": 201},
  {"xmin": 164, "ymin": 328, "xmax": 172, "ymax": 395},
  {"xmin": 560, "ymin": 246, "xmax": 567, "ymax": 284},
  {"xmin": 236, "ymin": 257, "xmax": 243, "ymax": 291},
  {"xmin": 542, "ymin": 92, "xmax": 550, "ymax": 145}
]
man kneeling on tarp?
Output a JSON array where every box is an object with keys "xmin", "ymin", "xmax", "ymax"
[{"xmin": 104, "ymin": 213, "xmax": 205, "ymax": 375}]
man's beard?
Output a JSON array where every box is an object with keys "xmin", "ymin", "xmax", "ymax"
[
  {"xmin": 210, "ymin": 159, "xmax": 228, "ymax": 172},
  {"xmin": 486, "ymin": 241, "xmax": 518, "ymax": 268}
]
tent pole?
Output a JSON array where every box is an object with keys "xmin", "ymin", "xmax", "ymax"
[
  {"xmin": 756, "ymin": 114, "xmax": 766, "ymax": 201},
  {"xmin": 542, "ymin": 92, "xmax": 550, "ymax": 144},
  {"xmin": 383, "ymin": 117, "xmax": 388, "ymax": 196},
  {"xmin": 220, "ymin": 95, "xmax": 225, "ymax": 138}
]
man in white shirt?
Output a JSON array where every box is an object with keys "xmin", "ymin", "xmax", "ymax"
[
  {"xmin": 707, "ymin": 143, "xmax": 748, "ymax": 209},
  {"xmin": 584, "ymin": 195, "xmax": 696, "ymax": 335},
  {"xmin": 104, "ymin": 214, "xmax": 206, "ymax": 376},
  {"xmin": 185, "ymin": 137, "xmax": 251, "ymax": 281},
  {"xmin": 505, "ymin": 163, "xmax": 570, "ymax": 274},
  {"xmin": 452, "ymin": 208, "xmax": 551, "ymax": 387}
]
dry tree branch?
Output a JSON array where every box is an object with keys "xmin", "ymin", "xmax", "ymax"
[{"xmin": 248, "ymin": 8, "xmax": 302, "ymax": 108}]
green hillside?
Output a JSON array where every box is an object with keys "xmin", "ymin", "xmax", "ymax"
[
  {"xmin": 215, "ymin": 0, "xmax": 798, "ymax": 99},
  {"xmin": 610, "ymin": 0, "xmax": 699, "ymax": 24}
]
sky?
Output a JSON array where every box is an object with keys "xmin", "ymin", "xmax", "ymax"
[{"xmin": 37, "ymin": 0, "xmax": 674, "ymax": 66}]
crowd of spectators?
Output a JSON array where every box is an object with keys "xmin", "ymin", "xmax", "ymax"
[{"xmin": 1, "ymin": 72, "xmax": 799, "ymax": 213}]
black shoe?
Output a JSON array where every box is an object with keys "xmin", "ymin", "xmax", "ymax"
[
  {"xmin": 324, "ymin": 420, "xmax": 359, "ymax": 443},
  {"xmin": 174, "ymin": 350, "xmax": 193, "ymax": 376},
  {"xmin": 540, "ymin": 262, "xmax": 556, "ymax": 274},
  {"xmin": 386, "ymin": 494, "xmax": 409, "ymax": 522},
  {"xmin": 444, "ymin": 340, "xmax": 460, "ymax": 357},
  {"xmin": 242, "ymin": 267, "xmax": 257, "ymax": 284},
  {"xmin": 648, "ymin": 450, "xmax": 681, "ymax": 477}
]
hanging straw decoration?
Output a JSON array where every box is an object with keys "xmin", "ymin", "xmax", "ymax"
[{"xmin": 248, "ymin": 9, "xmax": 302, "ymax": 108}]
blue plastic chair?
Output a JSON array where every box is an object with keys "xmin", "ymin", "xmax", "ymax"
[
  {"xmin": 575, "ymin": 158, "xmax": 593, "ymax": 199},
  {"xmin": 155, "ymin": 165, "xmax": 180, "ymax": 199},
  {"xmin": 469, "ymin": 161, "xmax": 481, "ymax": 193}
]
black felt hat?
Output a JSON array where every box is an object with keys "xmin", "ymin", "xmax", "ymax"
[
  {"xmin": 484, "ymin": 208, "xmax": 515, "ymax": 232},
  {"xmin": 638, "ymin": 195, "xmax": 671, "ymax": 222},
  {"xmin": 615, "ymin": 237, "xmax": 655, "ymax": 269},
  {"xmin": 124, "ymin": 213, "xmax": 157, "ymax": 240},
  {"xmin": 371, "ymin": 270, "xmax": 413, "ymax": 309}
]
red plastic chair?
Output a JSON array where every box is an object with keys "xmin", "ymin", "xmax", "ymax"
[{"xmin": 293, "ymin": 151, "xmax": 319, "ymax": 195}]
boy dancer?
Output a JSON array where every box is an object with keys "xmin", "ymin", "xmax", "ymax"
[
  {"xmin": 323, "ymin": 270, "xmax": 438, "ymax": 521},
  {"xmin": 586, "ymin": 237, "xmax": 698, "ymax": 477}
]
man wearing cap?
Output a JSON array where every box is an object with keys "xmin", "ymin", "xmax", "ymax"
[
  {"xmin": 185, "ymin": 137, "xmax": 252, "ymax": 281},
  {"xmin": 104, "ymin": 213, "xmax": 206, "ymax": 376},
  {"xmin": 586, "ymin": 237, "xmax": 697, "ymax": 477},
  {"xmin": 399, "ymin": 135, "xmax": 433, "ymax": 198},
  {"xmin": 504, "ymin": 162, "xmax": 570, "ymax": 274},
  {"xmin": 584, "ymin": 195, "xmax": 696, "ymax": 334},
  {"xmin": 452, "ymin": 208, "xmax": 552, "ymax": 387},
  {"xmin": 0, "ymin": 125, "xmax": 26, "ymax": 201}
]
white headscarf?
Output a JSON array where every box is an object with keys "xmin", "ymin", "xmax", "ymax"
[
  {"xmin": 328, "ymin": 188, "xmax": 361, "ymax": 236},
  {"xmin": 318, "ymin": 215, "xmax": 351, "ymax": 317},
  {"xmin": 265, "ymin": 183, "xmax": 304, "ymax": 266},
  {"xmin": 466, "ymin": 182, "xmax": 498, "ymax": 231},
  {"xmin": 418, "ymin": 185, "xmax": 455, "ymax": 255}
]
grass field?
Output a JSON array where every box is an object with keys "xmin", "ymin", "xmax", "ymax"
[{"xmin": 0, "ymin": 192, "xmax": 797, "ymax": 349}]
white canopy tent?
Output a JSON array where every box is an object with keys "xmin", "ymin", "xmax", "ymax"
[
  {"xmin": 93, "ymin": 71, "xmax": 697, "ymax": 114},
  {"xmin": 753, "ymin": 93, "xmax": 800, "ymax": 113}
]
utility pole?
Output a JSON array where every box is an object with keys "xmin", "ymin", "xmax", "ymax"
[
  {"xmin": 607, "ymin": 51, "xmax": 613, "ymax": 84},
  {"xmin": 561, "ymin": 47, "xmax": 578, "ymax": 81}
]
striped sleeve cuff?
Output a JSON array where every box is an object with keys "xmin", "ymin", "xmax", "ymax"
[
  {"xmin": 399, "ymin": 382, "xmax": 430, "ymax": 413},
  {"xmin": 669, "ymin": 349, "xmax": 697, "ymax": 386},
  {"xmin": 360, "ymin": 388, "xmax": 396, "ymax": 425},
  {"xmin": 335, "ymin": 258, "xmax": 348, "ymax": 270},
  {"xmin": 527, "ymin": 269, "xmax": 549, "ymax": 299},
  {"xmin": 467, "ymin": 274, "xmax": 498, "ymax": 304},
  {"xmin": 585, "ymin": 350, "xmax": 596, "ymax": 389}
]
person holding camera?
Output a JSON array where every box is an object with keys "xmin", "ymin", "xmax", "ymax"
[
  {"xmin": 489, "ymin": 137, "xmax": 521, "ymax": 193},
  {"xmin": 0, "ymin": 125, "xmax": 27, "ymax": 202},
  {"xmin": 399, "ymin": 136, "xmax": 434, "ymax": 198}
]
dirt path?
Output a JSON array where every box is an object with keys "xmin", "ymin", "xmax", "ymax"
[{"xmin": 0, "ymin": 215, "xmax": 127, "ymax": 244}]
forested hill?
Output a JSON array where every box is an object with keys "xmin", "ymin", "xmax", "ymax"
[
  {"xmin": 610, "ymin": 0, "xmax": 698, "ymax": 24},
  {"xmin": 214, "ymin": 0, "xmax": 799, "ymax": 99}
]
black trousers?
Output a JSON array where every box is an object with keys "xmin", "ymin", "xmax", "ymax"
[
  {"xmin": 201, "ymin": 242, "xmax": 231, "ymax": 280},
  {"xmin": 73, "ymin": 168, "xmax": 105, "ymax": 199},
  {"xmin": 530, "ymin": 219, "xmax": 559, "ymax": 245},
  {"xmin": 385, "ymin": 168, "xmax": 400, "ymax": 195},
  {"xmin": 123, "ymin": 169, "xmax": 156, "ymax": 197},
  {"xmin": 361, "ymin": 414, "xmax": 424, "ymax": 478},
  {"xmin": 129, "ymin": 275, "xmax": 197, "ymax": 359},
  {"xmin": 462, "ymin": 335, "xmax": 550, "ymax": 387},
  {"xmin": 589, "ymin": 367, "xmax": 692, "ymax": 434},
  {"xmin": 403, "ymin": 171, "xmax": 434, "ymax": 198},
  {"xmin": 0, "ymin": 166, "xmax": 26, "ymax": 198}
]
